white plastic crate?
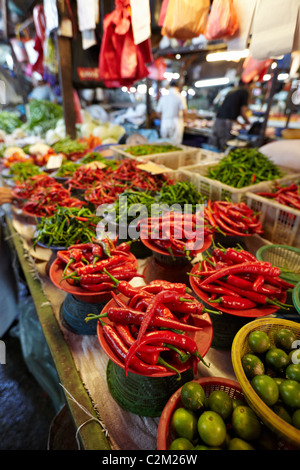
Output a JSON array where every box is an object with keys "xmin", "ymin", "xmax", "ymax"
[
  {"xmin": 246, "ymin": 175, "xmax": 300, "ymax": 248},
  {"xmin": 112, "ymin": 143, "xmax": 199, "ymax": 169},
  {"xmin": 178, "ymin": 162, "xmax": 300, "ymax": 204}
]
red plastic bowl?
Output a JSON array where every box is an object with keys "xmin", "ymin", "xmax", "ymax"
[
  {"xmin": 157, "ymin": 377, "xmax": 244, "ymax": 450},
  {"xmin": 189, "ymin": 265, "xmax": 287, "ymax": 318},
  {"xmin": 49, "ymin": 252, "xmax": 138, "ymax": 304},
  {"xmin": 97, "ymin": 293, "xmax": 213, "ymax": 377}
]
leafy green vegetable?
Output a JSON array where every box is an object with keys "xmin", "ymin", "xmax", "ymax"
[
  {"xmin": 0, "ymin": 111, "xmax": 22, "ymax": 133},
  {"xmin": 26, "ymin": 99, "xmax": 63, "ymax": 134},
  {"xmin": 207, "ymin": 148, "xmax": 283, "ymax": 188}
]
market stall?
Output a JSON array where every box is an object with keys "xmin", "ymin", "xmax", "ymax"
[{"xmin": 1, "ymin": 0, "xmax": 300, "ymax": 454}]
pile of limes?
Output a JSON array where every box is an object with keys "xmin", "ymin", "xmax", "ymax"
[
  {"xmin": 241, "ymin": 327, "xmax": 300, "ymax": 431},
  {"xmin": 168, "ymin": 380, "xmax": 279, "ymax": 450}
]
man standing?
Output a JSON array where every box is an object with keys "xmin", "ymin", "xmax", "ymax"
[
  {"xmin": 157, "ymin": 80, "xmax": 187, "ymax": 145},
  {"xmin": 209, "ymin": 79, "xmax": 251, "ymax": 151}
]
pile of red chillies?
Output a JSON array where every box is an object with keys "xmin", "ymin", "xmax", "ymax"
[
  {"xmin": 11, "ymin": 174, "xmax": 58, "ymax": 200},
  {"xmin": 257, "ymin": 182, "xmax": 300, "ymax": 211},
  {"xmin": 205, "ymin": 200, "xmax": 263, "ymax": 236},
  {"xmin": 57, "ymin": 239, "xmax": 141, "ymax": 292},
  {"xmin": 22, "ymin": 184, "xmax": 86, "ymax": 217},
  {"xmin": 189, "ymin": 247, "xmax": 293, "ymax": 311},
  {"xmin": 140, "ymin": 211, "xmax": 213, "ymax": 259},
  {"xmin": 86, "ymin": 279, "xmax": 213, "ymax": 377}
]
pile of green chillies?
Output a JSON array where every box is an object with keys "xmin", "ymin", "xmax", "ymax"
[
  {"xmin": 207, "ymin": 148, "xmax": 283, "ymax": 188},
  {"xmin": 33, "ymin": 206, "xmax": 100, "ymax": 248},
  {"xmin": 124, "ymin": 144, "xmax": 181, "ymax": 156}
]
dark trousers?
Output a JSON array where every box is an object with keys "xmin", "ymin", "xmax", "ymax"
[{"xmin": 209, "ymin": 118, "xmax": 235, "ymax": 151}]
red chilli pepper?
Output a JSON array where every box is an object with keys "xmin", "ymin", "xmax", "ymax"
[
  {"xmin": 199, "ymin": 262, "xmax": 281, "ymax": 287},
  {"xmin": 209, "ymin": 295, "xmax": 256, "ymax": 309},
  {"xmin": 101, "ymin": 323, "xmax": 167, "ymax": 375},
  {"xmin": 124, "ymin": 329, "xmax": 209, "ymax": 376}
]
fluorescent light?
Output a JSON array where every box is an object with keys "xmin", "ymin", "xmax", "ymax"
[
  {"xmin": 121, "ymin": 86, "xmax": 128, "ymax": 92},
  {"xmin": 278, "ymin": 73, "xmax": 289, "ymax": 81},
  {"xmin": 175, "ymin": 54, "xmax": 181, "ymax": 60},
  {"xmin": 206, "ymin": 49, "xmax": 249, "ymax": 62},
  {"xmin": 271, "ymin": 62, "xmax": 277, "ymax": 69},
  {"xmin": 163, "ymin": 71, "xmax": 180, "ymax": 81},
  {"xmin": 181, "ymin": 90, "xmax": 187, "ymax": 97},
  {"xmin": 195, "ymin": 77, "xmax": 230, "ymax": 88},
  {"xmin": 263, "ymin": 74, "xmax": 271, "ymax": 81},
  {"xmin": 137, "ymin": 84, "xmax": 147, "ymax": 94},
  {"xmin": 188, "ymin": 88, "xmax": 196, "ymax": 96}
]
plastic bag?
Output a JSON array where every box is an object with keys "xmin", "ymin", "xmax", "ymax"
[
  {"xmin": 158, "ymin": 0, "xmax": 169, "ymax": 27},
  {"xmin": 17, "ymin": 296, "xmax": 65, "ymax": 413},
  {"xmin": 204, "ymin": 0, "xmax": 239, "ymax": 40},
  {"xmin": 98, "ymin": 0, "xmax": 152, "ymax": 87},
  {"xmin": 162, "ymin": 0, "xmax": 210, "ymax": 40},
  {"xmin": 241, "ymin": 56, "xmax": 272, "ymax": 83}
]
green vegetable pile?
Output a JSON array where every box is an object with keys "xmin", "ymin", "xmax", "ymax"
[
  {"xmin": 158, "ymin": 181, "xmax": 206, "ymax": 210},
  {"xmin": 9, "ymin": 161, "xmax": 44, "ymax": 182},
  {"xmin": 0, "ymin": 111, "xmax": 22, "ymax": 133},
  {"xmin": 207, "ymin": 148, "xmax": 283, "ymax": 188},
  {"xmin": 80, "ymin": 151, "xmax": 118, "ymax": 169},
  {"xmin": 124, "ymin": 144, "xmax": 181, "ymax": 156},
  {"xmin": 33, "ymin": 206, "xmax": 100, "ymax": 248},
  {"xmin": 113, "ymin": 190, "xmax": 157, "ymax": 225},
  {"xmin": 26, "ymin": 99, "xmax": 63, "ymax": 134},
  {"xmin": 52, "ymin": 136, "xmax": 87, "ymax": 155},
  {"xmin": 110, "ymin": 181, "xmax": 205, "ymax": 226}
]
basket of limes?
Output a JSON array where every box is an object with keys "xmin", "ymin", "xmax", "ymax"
[
  {"xmin": 157, "ymin": 377, "xmax": 286, "ymax": 450},
  {"xmin": 232, "ymin": 318, "xmax": 300, "ymax": 448}
]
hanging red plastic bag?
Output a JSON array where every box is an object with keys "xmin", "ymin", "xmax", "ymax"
[
  {"xmin": 158, "ymin": 0, "xmax": 169, "ymax": 27},
  {"xmin": 241, "ymin": 56, "xmax": 273, "ymax": 83},
  {"xmin": 162, "ymin": 0, "xmax": 210, "ymax": 40},
  {"xmin": 204, "ymin": 0, "xmax": 239, "ymax": 40},
  {"xmin": 98, "ymin": 0, "xmax": 151, "ymax": 87}
]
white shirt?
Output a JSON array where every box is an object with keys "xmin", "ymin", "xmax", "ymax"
[{"xmin": 157, "ymin": 87, "xmax": 186, "ymax": 121}]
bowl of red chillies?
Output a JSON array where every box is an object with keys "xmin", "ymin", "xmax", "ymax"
[
  {"xmin": 92, "ymin": 280, "xmax": 214, "ymax": 378},
  {"xmin": 189, "ymin": 246, "xmax": 291, "ymax": 318},
  {"xmin": 49, "ymin": 239, "xmax": 140, "ymax": 303},
  {"xmin": 139, "ymin": 212, "xmax": 213, "ymax": 265}
]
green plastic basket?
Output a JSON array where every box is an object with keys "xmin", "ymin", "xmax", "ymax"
[
  {"xmin": 256, "ymin": 244, "xmax": 300, "ymax": 286},
  {"xmin": 292, "ymin": 282, "xmax": 300, "ymax": 316}
]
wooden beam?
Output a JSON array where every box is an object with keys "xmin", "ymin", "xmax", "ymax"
[
  {"xmin": 0, "ymin": 0, "xmax": 8, "ymax": 39},
  {"xmin": 56, "ymin": 34, "xmax": 77, "ymax": 139}
]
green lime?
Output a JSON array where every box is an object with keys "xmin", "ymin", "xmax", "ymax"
[
  {"xmin": 273, "ymin": 404, "xmax": 292, "ymax": 424},
  {"xmin": 231, "ymin": 406, "xmax": 261, "ymax": 441},
  {"xmin": 228, "ymin": 437, "xmax": 255, "ymax": 450},
  {"xmin": 273, "ymin": 328, "xmax": 297, "ymax": 351},
  {"xmin": 169, "ymin": 437, "xmax": 194, "ymax": 450},
  {"xmin": 171, "ymin": 407, "xmax": 197, "ymax": 441},
  {"xmin": 273, "ymin": 377, "xmax": 286, "ymax": 388},
  {"xmin": 251, "ymin": 375, "xmax": 279, "ymax": 406},
  {"xmin": 265, "ymin": 348, "xmax": 289, "ymax": 372},
  {"xmin": 286, "ymin": 363, "xmax": 300, "ymax": 382},
  {"xmin": 181, "ymin": 381, "xmax": 206, "ymax": 411},
  {"xmin": 207, "ymin": 390, "xmax": 233, "ymax": 420},
  {"xmin": 292, "ymin": 409, "xmax": 300, "ymax": 429},
  {"xmin": 232, "ymin": 398, "xmax": 244, "ymax": 409},
  {"xmin": 241, "ymin": 353, "xmax": 265, "ymax": 379},
  {"xmin": 193, "ymin": 444, "xmax": 209, "ymax": 450},
  {"xmin": 279, "ymin": 380, "xmax": 300, "ymax": 408},
  {"xmin": 248, "ymin": 330, "xmax": 270, "ymax": 354},
  {"xmin": 197, "ymin": 411, "xmax": 227, "ymax": 447}
]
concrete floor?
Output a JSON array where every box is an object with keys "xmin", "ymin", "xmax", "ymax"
[{"xmin": 0, "ymin": 324, "xmax": 56, "ymax": 450}]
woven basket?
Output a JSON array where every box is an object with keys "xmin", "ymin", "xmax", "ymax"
[
  {"xmin": 157, "ymin": 377, "xmax": 245, "ymax": 450},
  {"xmin": 256, "ymin": 244, "xmax": 300, "ymax": 286},
  {"xmin": 231, "ymin": 317, "xmax": 300, "ymax": 448}
]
